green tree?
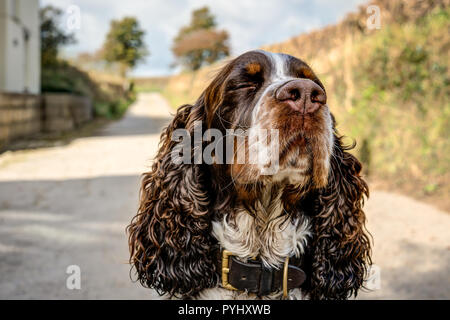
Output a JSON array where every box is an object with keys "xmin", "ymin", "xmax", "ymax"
[
  {"xmin": 102, "ymin": 17, "xmax": 148, "ymax": 77},
  {"xmin": 40, "ymin": 5, "xmax": 76, "ymax": 67},
  {"xmin": 172, "ymin": 6, "xmax": 230, "ymax": 71}
]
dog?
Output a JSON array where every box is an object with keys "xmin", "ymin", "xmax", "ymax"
[{"xmin": 127, "ymin": 50, "xmax": 372, "ymax": 300}]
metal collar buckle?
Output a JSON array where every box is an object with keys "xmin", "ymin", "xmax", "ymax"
[
  {"xmin": 282, "ymin": 256, "xmax": 289, "ymax": 299},
  {"xmin": 222, "ymin": 249, "xmax": 291, "ymax": 298},
  {"xmin": 221, "ymin": 250, "xmax": 238, "ymax": 291}
]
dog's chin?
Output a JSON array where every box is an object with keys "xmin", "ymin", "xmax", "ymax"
[
  {"xmin": 272, "ymin": 156, "xmax": 311, "ymax": 185},
  {"xmin": 276, "ymin": 131, "xmax": 332, "ymax": 188},
  {"xmin": 271, "ymin": 169, "xmax": 310, "ymax": 186},
  {"xmin": 272, "ymin": 144, "xmax": 331, "ymax": 188},
  {"xmin": 231, "ymin": 141, "xmax": 330, "ymax": 187}
]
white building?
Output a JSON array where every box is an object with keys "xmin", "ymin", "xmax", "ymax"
[{"xmin": 0, "ymin": 0, "xmax": 40, "ymax": 94}]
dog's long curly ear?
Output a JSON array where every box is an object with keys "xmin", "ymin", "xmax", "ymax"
[
  {"xmin": 127, "ymin": 103, "xmax": 218, "ymax": 298},
  {"xmin": 309, "ymin": 134, "xmax": 372, "ymax": 300}
]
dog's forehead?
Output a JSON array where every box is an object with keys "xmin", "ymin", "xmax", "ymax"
[
  {"xmin": 260, "ymin": 51, "xmax": 290, "ymax": 81},
  {"xmin": 237, "ymin": 50, "xmax": 302, "ymax": 81}
]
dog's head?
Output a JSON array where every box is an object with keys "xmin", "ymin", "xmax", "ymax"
[
  {"xmin": 200, "ymin": 50, "xmax": 333, "ymax": 187},
  {"xmin": 128, "ymin": 50, "xmax": 371, "ymax": 299}
]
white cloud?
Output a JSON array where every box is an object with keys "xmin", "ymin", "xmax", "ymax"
[{"xmin": 40, "ymin": 0, "xmax": 368, "ymax": 76}]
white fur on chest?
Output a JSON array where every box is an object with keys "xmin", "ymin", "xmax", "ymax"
[
  {"xmin": 212, "ymin": 206, "xmax": 310, "ymax": 268},
  {"xmin": 205, "ymin": 190, "xmax": 311, "ymax": 300}
]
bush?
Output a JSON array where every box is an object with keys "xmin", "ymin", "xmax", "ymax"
[
  {"xmin": 41, "ymin": 61, "xmax": 135, "ymax": 119},
  {"xmin": 326, "ymin": 7, "xmax": 450, "ymax": 201}
]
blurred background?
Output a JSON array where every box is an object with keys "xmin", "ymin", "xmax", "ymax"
[{"xmin": 0, "ymin": 0, "xmax": 448, "ymax": 299}]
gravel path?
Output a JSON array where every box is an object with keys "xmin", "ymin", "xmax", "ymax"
[
  {"xmin": 0, "ymin": 93, "xmax": 448, "ymax": 299},
  {"xmin": 0, "ymin": 93, "xmax": 171, "ymax": 299}
]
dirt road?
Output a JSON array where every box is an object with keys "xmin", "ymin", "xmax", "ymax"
[{"xmin": 0, "ymin": 93, "xmax": 448, "ymax": 299}]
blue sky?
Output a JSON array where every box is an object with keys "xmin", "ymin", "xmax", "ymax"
[{"xmin": 41, "ymin": 0, "xmax": 368, "ymax": 77}]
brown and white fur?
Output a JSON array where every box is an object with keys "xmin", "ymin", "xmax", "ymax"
[{"xmin": 127, "ymin": 50, "xmax": 372, "ymax": 300}]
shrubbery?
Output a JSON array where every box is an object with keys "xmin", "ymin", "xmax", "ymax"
[
  {"xmin": 346, "ymin": 8, "xmax": 449, "ymax": 190},
  {"xmin": 41, "ymin": 61, "xmax": 136, "ymax": 119}
]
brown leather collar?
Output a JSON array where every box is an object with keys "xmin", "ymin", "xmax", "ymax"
[{"xmin": 219, "ymin": 250, "xmax": 306, "ymax": 297}]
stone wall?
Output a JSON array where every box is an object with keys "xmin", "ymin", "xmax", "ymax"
[
  {"xmin": 0, "ymin": 92, "xmax": 93, "ymax": 150},
  {"xmin": 43, "ymin": 94, "xmax": 92, "ymax": 132},
  {"xmin": 0, "ymin": 93, "xmax": 43, "ymax": 149}
]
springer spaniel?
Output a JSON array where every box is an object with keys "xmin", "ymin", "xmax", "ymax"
[{"xmin": 127, "ymin": 50, "xmax": 372, "ymax": 300}]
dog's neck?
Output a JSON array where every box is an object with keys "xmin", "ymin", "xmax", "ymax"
[{"xmin": 213, "ymin": 183, "xmax": 311, "ymax": 268}]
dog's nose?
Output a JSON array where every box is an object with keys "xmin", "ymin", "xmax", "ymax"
[{"xmin": 275, "ymin": 79, "xmax": 326, "ymax": 114}]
